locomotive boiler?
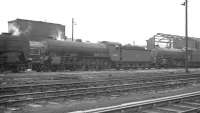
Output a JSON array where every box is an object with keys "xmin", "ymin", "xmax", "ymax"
[
  {"xmin": 151, "ymin": 48, "xmax": 185, "ymax": 67},
  {"xmin": 30, "ymin": 39, "xmax": 110, "ymax": 71}
]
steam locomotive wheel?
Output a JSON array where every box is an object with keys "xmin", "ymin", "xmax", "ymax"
[
  {"xmin": 11, "ymin": 65, "xmax": 20, "ymax": 73},
  {"xmin": 32, "ymin": 64, "xmax": 42, "ymax": 72},
  {"xmin": 0, "ymin": 66, "xmax": 5, "ymax": 73}
]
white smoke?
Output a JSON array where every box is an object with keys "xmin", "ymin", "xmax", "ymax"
[
  {"xmin": 8, "ymin": 22, "xmax": 32, "ymax": 36},
  {"xmin": 56, "ymin": 30, "xmax": 63, "ymax": 40},
  {"xmin": 8, "ymin": 23, "xmax": 21, "ymax": 36}
]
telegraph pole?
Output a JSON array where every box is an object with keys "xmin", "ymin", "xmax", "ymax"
[
  {"xmin": 184, "ymin": 0, "xmax": 189, "ymax": 73},
  {"xmin": 72, "ymin": 18, "xmax": 74, "ymax": 41}
]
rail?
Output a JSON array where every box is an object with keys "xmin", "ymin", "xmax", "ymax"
[{"xmin": 71, "ymin": 91, "xmax": 200, "ymax": 113}]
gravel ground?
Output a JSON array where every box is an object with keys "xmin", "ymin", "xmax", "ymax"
[
  {"xmin": 2, "ymin": 68, "xmax": 200, "ymax": 77},
  {"xmin": 2, "ymin": 68, "xmax": 200, "ymax": 86}
]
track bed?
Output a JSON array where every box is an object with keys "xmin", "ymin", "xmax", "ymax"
[{"xmin": 1, "ymin": 68, "xmax": 200, "ymax": 113}]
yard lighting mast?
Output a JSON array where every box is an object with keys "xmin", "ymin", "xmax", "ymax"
[{"xmin": 183, "ymin": 0, "xmax": 189, "ymax": 73}]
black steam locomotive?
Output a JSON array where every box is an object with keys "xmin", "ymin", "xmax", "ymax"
[
  {"xmin": 0, "ymin": 34, "xmax": 29, "ymax": 72},
  {"xmin": 1, "ymin": 33, "xmax": 200, "ymax": 72}
]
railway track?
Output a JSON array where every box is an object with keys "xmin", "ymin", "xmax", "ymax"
[
  {"xmin": 0, "ymin": 77, "xmax": 200, "ymax": 107},
  {"xmin": 1, "ymin": 73, "xmax": 200, "ymax": 95},
  {"xmin": 72, "ymin": 91, "xmax": 200, "ymax": 113},
  {"xmin": 0, "ymin": 72, "xmax": 199, "ymax": 86}
]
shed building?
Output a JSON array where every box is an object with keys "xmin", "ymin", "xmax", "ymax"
[{"xmin": 8, "ymin": 19, "xmax": 66, "ymax": 41}]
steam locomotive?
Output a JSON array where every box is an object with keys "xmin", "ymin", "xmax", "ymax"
[{"xmin": 1, "ymin": 33, "xmax": 200, "ymax": 72}]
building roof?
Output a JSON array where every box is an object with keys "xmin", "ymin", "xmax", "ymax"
[
  {"xmin": 8, "ymin": 18, "xmax": 65, "ymax": 27},
  {"xmin": 155, "ymin": 33, "xmax": 200, "ymax": 41}
]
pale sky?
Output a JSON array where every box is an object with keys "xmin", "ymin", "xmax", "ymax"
[{"xmin": 0, "ymin": 0, "xmax": 200, "ymax": 45}]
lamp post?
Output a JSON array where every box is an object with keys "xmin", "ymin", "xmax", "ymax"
[
  {"xmin": 182, "ymin": 0, "xmax": 189, "ymax": 73},
  {"xmin": 185, "ymin": 0, "xmax": 189, "ymax": 73}
]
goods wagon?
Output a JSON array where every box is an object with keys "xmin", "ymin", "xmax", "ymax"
[
  {"xmin": 151, "ymin": 48, "xmax": 185, "ymax": 67},
  {"xmin": 173, "ymin": 37, "xmax": 200, "ymax": 50},
  {"xmin": 0, "ymin": 34, "xmax": 29, "ymax": 72}
]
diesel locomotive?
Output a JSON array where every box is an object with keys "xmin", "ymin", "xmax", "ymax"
[{"xmin": 0, "ymin": 33, "xmax": 200, "ymax": 72}]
